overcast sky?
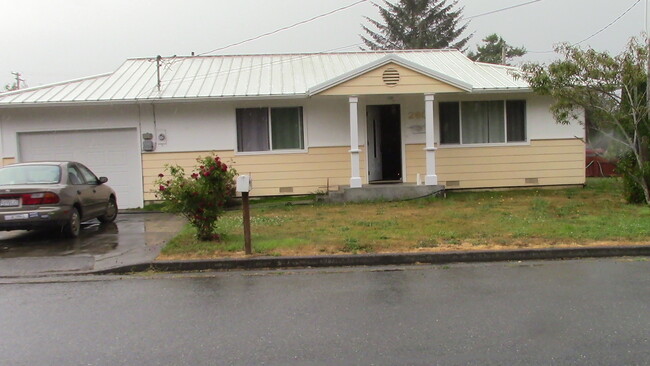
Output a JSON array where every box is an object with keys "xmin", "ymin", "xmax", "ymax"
[{"xmin": 1, "ymin": 0, "xmax": 647, "ymax": 88}]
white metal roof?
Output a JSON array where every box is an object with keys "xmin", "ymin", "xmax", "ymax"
[{"xmin": 0, "ymin": 49, "xmax": 529, "ymax": 106}]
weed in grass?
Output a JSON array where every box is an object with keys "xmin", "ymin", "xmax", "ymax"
[
  {"xmin": 447, "ymin": 211, "xmax": 471, "ymax": 220},
  {"xmin": 217, "ymin": 215, "xmax": 288, "ymax": 229},
  {"xmin": 354, "ymin": 220, "xmax": 376, "ymax": 227},
  {"xmin": 555, "ymin": 202, "xmax": 583, "ymax": 218},
  {"xmin": 342, "ymin": 237, "xmax": 371, "ymax": 253},
  {"xmin": 479, "ymin": 201, "xmax": 498, "ymax": 210},
  {"xmin": 445, "ymin": 239, "xmax": 461, "ymax": 245},
  {"xmin": 417, "ymin": 239, "xmax": 439, "ymax": 248},
  {"xmin": 512, "ymin": 229, "xmax": 529, "ymax": 238},
  {"xmin": 340, "ymin": 226, "xmax": 350, "ymax": 232},
  {"xmin": 531, "ymin": 197, "xmax": 550, "ymax": 212},
  {"xmin": 379, "ymin": 235, "xmax": 390, "ymax": 240},
  {"xmin": 499, "ymin": 211, "xmax": 515, "ymax": 222},
  {"xmin": 434, "ymin": 230, "xmax": 459, "ymax": 240},
  {"xmin": 469, "ymin": 239, "xmax": 486, "ymax": 246}
]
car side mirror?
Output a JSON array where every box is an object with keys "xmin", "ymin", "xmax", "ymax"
[{"xmin": 99, "ymin": 177, "xmax": 108, "ymax": 184}]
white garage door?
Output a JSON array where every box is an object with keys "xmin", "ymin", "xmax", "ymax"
[{"xmin": 18, "ymin": 128, "xmax": 142, "ymax": 209}]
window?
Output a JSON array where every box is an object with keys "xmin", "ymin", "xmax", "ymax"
[
  {"xmin": 67, "ymin": 166, "xmax": 83, "ymax": 185},
  {"xmin": 76, "ymin": 164, "xmax": 100, "ymax": 184},
  {"xmin": 439, "ymin": 100, "xmax": 526, "ymax": 144},
  {"xmin": 439, "ymin": 102, "xmax": 460, "ymax": 144},
  {"xmin": 0, "ymin": 165, "xmax": 60, "ymax": 185},
  {"xmin": 236, "ymin": 107, "xmax": 304, "ymax": 152}
]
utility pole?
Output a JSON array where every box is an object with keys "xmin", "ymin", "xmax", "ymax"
[
  {"xmin": 501, "ymin": 44, "xmax": 507, "ymax": 65},
  {"xmin": 156, "ymin": 55, "xmax": 162, "ymax": 92},
  {"xmin": 10, "ymin": 72, "xmax": 23, "ymax": 90}
]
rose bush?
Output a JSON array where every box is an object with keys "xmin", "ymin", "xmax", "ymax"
[{"xmin": 155, "ymin": 154, "xmax": 237, "ymax": 241}]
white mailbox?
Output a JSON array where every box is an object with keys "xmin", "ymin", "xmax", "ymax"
[{"xmin": 236, "ymin": 175, "xmax": 252, "ymax": 193}]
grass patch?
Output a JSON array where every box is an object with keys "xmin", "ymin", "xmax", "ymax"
[{"xmin": 159, "ymin": 178, "xmax": 650, "ymax": 259}]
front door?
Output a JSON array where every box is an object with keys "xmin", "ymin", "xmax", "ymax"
[{"xmin": 366, "ymin": 104, "xmax": 402, "ymax": 183}]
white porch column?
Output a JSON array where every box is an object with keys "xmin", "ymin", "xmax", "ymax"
[
  {"xmin": 424, "ymin": 94, "xmax": 438, "ymax": 185},
  {"xmin": 348, "ymin": 96, "xmax": 362, "ymax": 188}
]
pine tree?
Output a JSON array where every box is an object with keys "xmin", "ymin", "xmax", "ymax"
[
  {"xmin": 361, "ymin": 0, "xmax": 472, "ymax": 51},
  {"xmin": 467, "ymin": 33, "xmax": 526, "ymax": 65}
]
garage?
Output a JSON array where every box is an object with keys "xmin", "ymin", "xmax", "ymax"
[{"xmin": 18, "ymin": 128, "xmax": 143, "ymax": 209}]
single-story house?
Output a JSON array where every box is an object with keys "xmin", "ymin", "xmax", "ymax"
[{"xmin": 0, "ymin": 50, "xmax": 585, "ymax": 208}]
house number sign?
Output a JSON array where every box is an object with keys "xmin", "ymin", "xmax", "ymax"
[{"xmin": 407, "ymin": 111, "xmax": 425, "ymax": 120}]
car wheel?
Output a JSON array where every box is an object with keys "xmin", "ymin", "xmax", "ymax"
[
  {"xmin": 98, "ymin": 197, "xmax": 118, "ymax": 224},
  {"xmin": 63, "ymin": 207, "xmax": 81, "ymax": 238}
]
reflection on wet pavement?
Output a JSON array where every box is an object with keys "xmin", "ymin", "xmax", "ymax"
[{"xmin": 0, "ymin": 213, "xmax": 185, "ymax": 276}]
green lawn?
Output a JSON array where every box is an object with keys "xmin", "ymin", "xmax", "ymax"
[{"xmin": 159, "ymin": 178, "xmax": 650, "ymax": 259}]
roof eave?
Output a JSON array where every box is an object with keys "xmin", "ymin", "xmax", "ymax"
[
  {"xmin": 0, "ymin": 94, "xmax": 311, "ymax": 108},
  {"xmin": 469, "ymin": 87, "xmax": 533, "ymax": 94}
]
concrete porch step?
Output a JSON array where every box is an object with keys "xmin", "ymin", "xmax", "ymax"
[{"xmin": 326, "ymin": 183, "xmax": 445, "ymax": 203}]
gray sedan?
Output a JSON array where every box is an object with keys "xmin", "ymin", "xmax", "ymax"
[{"xmin": 0, "ymin": 161, "xmax": 117, "ymax": 237}]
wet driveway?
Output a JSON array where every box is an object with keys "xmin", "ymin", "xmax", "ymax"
[{"xmin": 0, "ymin": 213, "xmax": 185, "ymax": 277}]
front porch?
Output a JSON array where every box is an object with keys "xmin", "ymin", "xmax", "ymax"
[{"xmin": 326, "ymin": 183, "xmax": 445, "ymax": 203}]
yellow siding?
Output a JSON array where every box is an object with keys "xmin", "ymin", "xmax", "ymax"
[
  {"xmin": 1, "ymin": 157, "xmax": 15, "ymax": 166},
  {"xmin": 142, "ymin": 147, "xmax": 366, "ymax": 200},
  {"xmin": 405, "ymin": 139, "xmax": 585, "ymax": 189},
  {"xmin": 319, "ymin": 62, "xmax": 463, "ymax": 96}
]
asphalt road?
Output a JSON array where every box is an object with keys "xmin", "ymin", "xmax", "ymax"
[{"xmin": 1, "ymin": 258, "xmax": 649, "ymax": 365}]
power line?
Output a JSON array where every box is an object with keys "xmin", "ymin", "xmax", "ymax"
[
  {"xmin": 154, "ymin": 0, "xmax": 558, "ymax": 88},
  {"xmin": 464, "ymin": 0, "xmax": 542, "ymax": 20},
  {"xmin": 571, "ymin": 0, "xmax": 641, "ymax": 46},
  {"xmin": 528, "ymin": 0, "xmax": 642, "ymax": 53},
  {"xmin": 156, "ymin": 0, "xmax": 584, "ymax": 88},
  {"xmin": 198, "ymin": 0, "xmax": 369, "ymax": 56}
]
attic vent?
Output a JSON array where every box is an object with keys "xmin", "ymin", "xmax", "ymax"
[{"xmin": 382, "ymin": 68, "xmax": 400, "ymax": 86}]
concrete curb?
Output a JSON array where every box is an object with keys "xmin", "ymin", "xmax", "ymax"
[{"xmin": 93, "ymin": 245, "xmax": 650, "ymax": 275}]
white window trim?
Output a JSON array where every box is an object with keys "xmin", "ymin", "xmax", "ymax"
[
  {"xmin": 438, "ymin": 141, "xmax": 531, "ymax": 149},
  {"xmin": 235, "ymin": 106, "xmax": 307, "ymax": 154},
  {"xmin": 440, "ymin": 100, "xmax": 528, "ymax": 146},
  {"xmin": 235, "ymin": 148, "xmax": 308, "ymax": 156}
]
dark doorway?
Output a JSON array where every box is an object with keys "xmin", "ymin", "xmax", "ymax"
[{"xmin": 366, "ymin": 104, "xmax": 402, "ymax": 182}]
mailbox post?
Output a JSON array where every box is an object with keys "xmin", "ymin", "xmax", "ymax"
[{"xmin": 236, "ymin": 175, "xmax": 253, "ymax": 255}]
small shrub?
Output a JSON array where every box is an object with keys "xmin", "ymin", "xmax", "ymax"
[{"xmin": 155, "ymin": 153, "xmax": 237, "ymax": 241}]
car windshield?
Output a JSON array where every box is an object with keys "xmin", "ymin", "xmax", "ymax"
[{"xmin": 0, "ymin": 165, "xmax": 61, "ymax": 185}]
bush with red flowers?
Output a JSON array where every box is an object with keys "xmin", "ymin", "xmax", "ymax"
[{"xmin": 154, "ymin": 154, "xmax": 237, "ymax": 241}]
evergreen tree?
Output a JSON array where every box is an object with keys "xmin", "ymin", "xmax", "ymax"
[
  {"xmin": 467, "ymin": 33, "xmax": 526, "ymax": 65},
  {"xmin": 361, "ymin": 0, "xmax": 472, "ymax": 50}
]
